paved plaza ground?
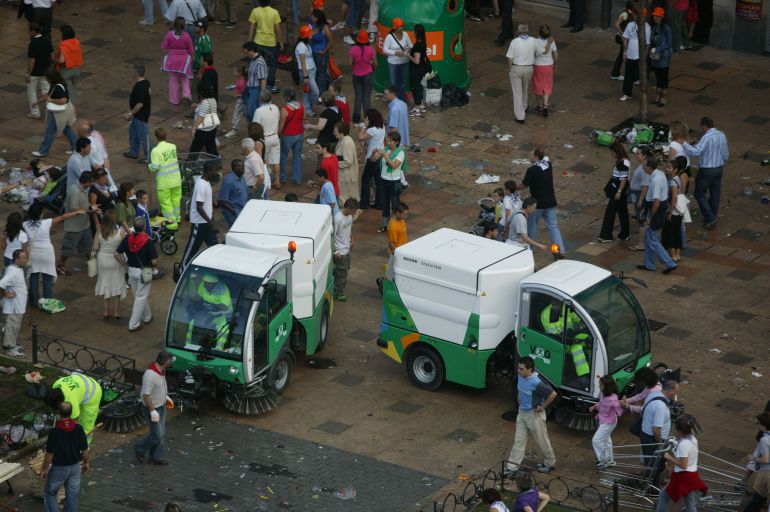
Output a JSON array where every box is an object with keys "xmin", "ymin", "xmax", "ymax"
[{"xmin": 1, "ymin": 0, "xmax": 769, "ymax": 510}]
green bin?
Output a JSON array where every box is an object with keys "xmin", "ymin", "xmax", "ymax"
[{"xmin": 373, "ymin": 0, "xmax": 471, "ymax": 94}]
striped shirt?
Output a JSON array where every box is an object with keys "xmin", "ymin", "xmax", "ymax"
[
  {"xmin": 684, "ymin": 128, "xmax": 729, "ymax": 169},
  {"xmin": 247, "ymin": 56, "xmax": 268, "ymax": 87},
  {"xmin": 612, "ymin": 159, "xmax": 630, "ymax": 180}
]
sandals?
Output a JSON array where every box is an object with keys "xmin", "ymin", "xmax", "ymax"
[{"xmin": 57, "ymin": 265, "xmax": 71, "ymax": 276}]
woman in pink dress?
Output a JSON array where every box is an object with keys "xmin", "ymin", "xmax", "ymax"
[
  {"xmin": 161, "ymin": 17, "xmax": 194, "ymax": 105},
  {"xmin": 532, "ymin": 24, "xmax": 558, "ymax": 117}
]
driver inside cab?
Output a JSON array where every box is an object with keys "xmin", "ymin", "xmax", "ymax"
[
  {"xmin": 186, "ymin": 273, "xmax": 233, "ymax": 351},
  {"xmin": 540, "ymin": 297, "xmax": 592, "ymax": 390}
]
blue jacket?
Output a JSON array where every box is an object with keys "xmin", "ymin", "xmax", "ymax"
[{"xmin": 651, "ymin": 23, "xmax": 673, "ymax": 68}]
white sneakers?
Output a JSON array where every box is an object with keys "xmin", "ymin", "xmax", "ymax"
[
  {"xmin": 5, "ymin": 345, "xmax": 25, "ymax": 358},
  {"xmin": 619, "ymin": 95, "xmax": 632, "ymax": 101},
  {"xmin": 31, "ymin": 151, "xmax": 45, "ymax": 157},
  {"xmin": 342, "ymin": 35, "xmax": 355, "ymax": 45},
  {"xmin": 610, "ymin": 75, "xmax": 624, "ymax": 80},
  {"xmin": 224, "ymin": 130, "xmax": 238, "ymax": 139}
]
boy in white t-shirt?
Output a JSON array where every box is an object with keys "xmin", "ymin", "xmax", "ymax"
[
  {"xmin": 0, "ymin": 250, "xmax": 29, "ymax": 358},
  {"xmin": 333, "ymin": 198, "xmax": 358, "ymax": 302}
]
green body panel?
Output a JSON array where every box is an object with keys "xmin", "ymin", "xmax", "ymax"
[
  {"xmin": 517, "ymin": 327, "xmax": 565, "ymax": 387},
  {"xmin": 268, "ymin": 303, "xmax": 294, "ymax": 364},
  {"xmin": 615, "ymin": 353, "xmax": 652, "ymax": 392},
  {"xmin": 166, "ymin": 347, "xmax": 244, "ymax": 384},
  {"xmin": 299, "ymin": 271, "xmax": 334, "ymax": 355},
  {"xmin": 379, "ymin": 280, "xmax": 491, "ymax": 388}
]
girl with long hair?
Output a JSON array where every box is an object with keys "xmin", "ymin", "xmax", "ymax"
[{"xmin": 598, "ymin": 141, "xmax": 630, "ymax": 242}]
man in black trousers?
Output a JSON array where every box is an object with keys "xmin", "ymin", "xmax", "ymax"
[
  {"xmin": 563, "ymin": 0, "xmax": 585, "ymax": 33},
  {"xmin": 494, "ymin": 0, "xmax": 515, "ymax": 46}
]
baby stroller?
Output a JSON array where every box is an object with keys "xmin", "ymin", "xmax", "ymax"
[
  {"xmin": 150, "ymin": 217, "xmax": 179, "ymax": 256},
  {"xmin": 469, "ymin": 197, "xmax": 498, "ymax": 237}
]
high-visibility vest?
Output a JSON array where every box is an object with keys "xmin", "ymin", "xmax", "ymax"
[
  {"xmin": 568, "ymin": 342, "xmax": 590, "ymax": 376},
  {"xmin": 198, "ymin": 281, "xmax": 233, "ymax": 316},
  {"xmin": 52, "ymin": 374, "xmax": 101, "ymax": 419},
  {"xmin": 541, "ymin": 304, "xmax": 564, "ymax": 335},
  {"xmin": 148, "ymin": 141, "xmax": 182, "ymax": 190}
]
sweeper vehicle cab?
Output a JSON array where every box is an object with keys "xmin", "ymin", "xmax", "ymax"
[
  {"xmin": 165, "ymin": 200, "xmax": 334, "ymax": 414},
  {"xmin": 377, "ymin": 228, "xmax": 654, "ymax": 430}
]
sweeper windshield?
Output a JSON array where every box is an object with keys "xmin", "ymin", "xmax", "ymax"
[
  {"xmin": 166, "ymin": 265, "xmax": 261, "ymax": 361},
  {"xmin": 574, "ymin": 276, "xmax": 650, "ymax": 375}
]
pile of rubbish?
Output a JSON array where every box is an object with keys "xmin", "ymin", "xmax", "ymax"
[{"xmin": 591, "ymin": 117, "xmax": 671, "ymax": 153}]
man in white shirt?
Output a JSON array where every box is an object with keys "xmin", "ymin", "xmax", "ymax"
[
  {"xmin": 241, "ymin": 137, "xmax": 270, "ymax": 199},
  {"xmin": 0, "ymin": 250, "xmax": 29, "ymax": 358},
  {"xmin": 134, "ymin": 351, "xmax": 174, "ymax": 465},
  {"xmin": 180, "ymin": 161, "xmax": 219, "ymax": 268},
  {"xmin": 620, "ymin": 19, "xmax": 651, "ymax": 101},
  {"xmin": 31, "ymin": 0, "xmax": 53, "ymax": 38},
  {"xmin": 637, "ymin": 157, "xmax": 677, "ymax": 273},
  {"xmin": 506, "ymin": 25, "xmax": 538, "ymax": 123},
  {"xmin": 165, "ymin": 0, "xmax": 207, "ymax": 38},
  {"xmin": 333, "ymin": 198, "xmax": 358, "ymax": 302},
  {"xmin": 252, "ymin": 90, "xmax": 281, "ymax": 189}
]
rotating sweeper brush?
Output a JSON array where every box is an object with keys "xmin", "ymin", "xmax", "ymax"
[
  {"xmin": 98, "ymin": 396, "xmax": 146, "ymax": 433},
  {"xmin": 221, "ymin": 389, "xmax": 281, "ymax": 415}
]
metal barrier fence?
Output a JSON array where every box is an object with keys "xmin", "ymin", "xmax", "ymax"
[
  {"xmin": 31, "ymin": 326, "xmax": 137, "ymax": 393},
  {"xmin": 424, "ymin": 463, "xmax": 620, "ymax": 512}
]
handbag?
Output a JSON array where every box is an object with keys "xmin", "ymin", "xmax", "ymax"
[
  {"xmin": 629, "ymin": 396, "xmax": 668, "ymax": 436},
  {"xmin": 87, "ymin": 251, "xmax": 98, "ymax": 278},
  {"xmin": 199, "ymin": 99, "xmax": 220, "ymax": 129},
  {"xmin": 328, "ymin": 54, "xmax": 342, "ymax": 81},
  {"xmin": 135, "ymin": 242, "xmax": 154, "ymax": 284},
  {"xmin": 674, "ymin": 193, "xmax": 690, "ymax": 216},
  {"xmin": 604, "ymin": 178, "xmax": 619, "ymax": 199}
]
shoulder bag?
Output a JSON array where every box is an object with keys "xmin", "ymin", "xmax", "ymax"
[
  {"xmin": 199, "ymin": 99, "xmax": 220, "ymax": 129},
  {"xmin": 135, "ymin": 243, "xmax": 154, "ymax": 284},
  {"xmin": 628, "ymin": 396, "xmax": 668, "ymax": 436}
]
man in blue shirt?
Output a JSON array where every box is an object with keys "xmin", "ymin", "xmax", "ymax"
[
  {"xmin": 637, "ymin": 157, "xmax": 677, "ymax": 274},
  {"xmin": 684, "ymin": 116, "xmax": 729, "ymax": 229},
  {"xmin": 316, "ymin": 169, "xmax": 339, "ymax": 216},
  {"xmin": 385, "ymin": 86, "xmax": 409, "ymax": 148},
  {"xmin": 218, "ymin": 159, "xmax": 249, "ymax": 226},
  {"xmin": 506, "ymin": 356, "xmax": 558, "ymax": 474}
]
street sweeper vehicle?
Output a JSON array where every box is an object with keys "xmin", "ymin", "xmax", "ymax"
[
  {"xmin": 377, "ymin": 228, "xmax": 655, "ymax": 430},
  {"xmin": 164, "ymin": 200, "xmax": 334, "ymax": 414}
]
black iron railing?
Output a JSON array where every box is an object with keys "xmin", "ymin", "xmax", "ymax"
[{"xmin": 31, "ymin": 325, "xmax": 137, "ymax": 392}]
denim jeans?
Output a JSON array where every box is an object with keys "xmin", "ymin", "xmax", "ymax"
[
  {"xmin": 256, "ymin": 44, "xmax": 278, "ymax": 89},
  {"xmin": 527, "ymin": 207, "xmax": 565, "ymax": 252},
  {"xmin": 245, "ymin": 86, "xmax": 261, "ymax": 123},
  {"xmin": 142, "ymin": 0, "xmax": 168, "ymax": 23},
  {"xmin": 291, "ymin": 0, "xmax": 300, "ymax": 24},
  {"xmin": 359, "ymin": 159, "xmax": 379, "ymax": 208},
  {"xmin": 135, "ymin": 405, "xmax": 166, "ymax": 461},
  {"xmin": 301, "ymin": 67, "xmax": 319, "ymax": 111},
  {"xmin": 694, "ymin": 166, "xmax": 722, "ymax": 225},
  {"xmin": 345, "ymin": 0, "xmax": 366, "ymax": 27},
  {"xmin": 379, "ymin": 179, "xmax": 401, "ymax": 227},
  {"xmin": 313, "ymin": 52, "xmax": 331, "ymax": 93},
  {"xmin": 388, "ymin": 62, "xmax": 408, "ymax": 101},
  {"xmin": 351, "ymin": 72, "xmax": 373, "ymax": 123},
  {"xmin": 656, "ymin": 487, "xmax": 701, "ymax": 512},
  {"xmin": 128, "ymin": 117, "xmax": 150, "ymax": 159},
  {"xmin": 280, "ymin": 134, "xmax": 304, "ymax": 184},
  {"xmin": 39, "ymin": 113, "xmax": 76, "ymax": 156},
  {"xmin": 29, "ymin": 272, "xmax": 54, "ymax": 306},
  {"xmin": 643, "ymin": 228, "xmax": 677, "ymax": 270},
  {"xmin": 44, "ymin": 463, "xmax": 81, "ymax": 512}
]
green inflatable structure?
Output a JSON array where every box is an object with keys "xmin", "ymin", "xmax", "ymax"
[{"xmin": 373, "ymin": 0, "xmax": 471, "ymax": 94}]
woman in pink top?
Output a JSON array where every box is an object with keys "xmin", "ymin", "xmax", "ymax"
[
  {"xmin": 589, "ymin": 375, "xmax": 624, "ymax": 469},
  {"xmin": 161, "ymin": 17, "xmax": 195, "ymax": 105},
  {"xmin": 348, "ymin": 29, "xmax": 376, "ymax": 124},
  {"xmin": 622, "ymin": 367, "xmax": 662, "ymax": 414}
]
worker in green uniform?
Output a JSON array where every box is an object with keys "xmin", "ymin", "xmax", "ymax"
[
  {"xmin": 148, "ymin": 127, "xmax": 182, "ymax": 230},
  {"xmin": 187, "ymin": 273, "xmax": 233, "ymax": 351},
  {"xmin": 44, "ymin": 373, "xmax": 103, "ymax": 445},
  {"xmin": 540, "ymin": 299, "xmax": 591, "ymax": 387}
]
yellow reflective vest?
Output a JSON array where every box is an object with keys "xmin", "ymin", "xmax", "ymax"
[{"xmin": 148, "ymin": 141, "xmax": 182, "ymax": 190}]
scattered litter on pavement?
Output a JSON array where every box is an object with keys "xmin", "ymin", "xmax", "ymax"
[
  {"xmin": 450, "ymin": 142, "xmax": 461, "ymax": 147},
  {"xmin": 709, "ymin": 348, "xmax": 722, "ymax": 353},
  {"xmin": 496, "ymin": 134, "xmax": 512, "ymax": 142},
  {"xmin": 0, "ymin": 366, "xmax": 17, "ymax": 374},
  {"xmin": 332, "ymin": 487, "xmax": 357, "ymax": 500},
  {"xmin": 427, "ymin": 147, "xmax": 438, "ymax": 153},
  {"xmin": 24, "ymin": 371, "xmax": 44, "ymax": 383},
  {"xmin": 751, "ymin": 368, "xmax": 763, "ymax": 377},
  {"xmin": 305, "ymin": 357, "xmax": 336, "ymax": 369},
  {"xmin": 563, "ymin": 144, "xmax": 574, "ymax": 149},
  {"xmin": 474, "ymin": 174, "xmax": 499, "ymax": 184},
  {"xmin": 511, "ymin": 159, "xmax": 530, "ymax": 165}
]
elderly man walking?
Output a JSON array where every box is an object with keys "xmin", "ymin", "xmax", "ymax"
[
  {"xmin": 636, "ymin": 156, "xmax": 677, "ymax": 274},
  {"xmin": 135, "ymin": 351, "xmax": 174, "ymax": 466},
  {"xmin": 685, "ymin": 116, "xmax": 729, "ymax": 229},
  {"xmin": 506, "ymin": 25, "xmax": 537, "ymax": 124},
  {"xmin": 637, "ymin": 379, "xmax": 679, "ymax": 487}
]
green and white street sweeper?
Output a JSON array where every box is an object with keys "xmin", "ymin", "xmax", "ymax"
[
  {"xmin": 377, "ymin": 228, "xmax": 653, "ymax": 430},
  {"xmin": 165, "ymin": 200, "xmax": 334, "ymax": 414}
]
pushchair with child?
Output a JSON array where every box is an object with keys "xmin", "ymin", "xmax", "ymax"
[{"xmin": 468, "ymin": 197, "xmax": 498, "ymax": 238}]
